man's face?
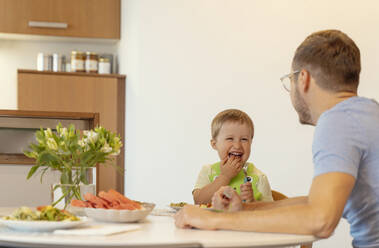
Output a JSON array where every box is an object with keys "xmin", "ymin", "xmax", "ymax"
[{"xmin": 290, "ymin": 73, "xmax": 312, "ymax": 125}]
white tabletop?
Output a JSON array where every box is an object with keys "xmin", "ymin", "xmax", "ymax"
[{"xmin": 0, "ymin": 208, "xmax": 317, "ymax": 248}]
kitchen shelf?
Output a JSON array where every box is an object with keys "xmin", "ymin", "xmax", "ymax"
[
  {"xmin": 0, "ymin": 32, "xmax": 119, "ymax": 44},
  {"xmin": 17, "ymin": 69, "xmax": 125, "ymax": 79}
]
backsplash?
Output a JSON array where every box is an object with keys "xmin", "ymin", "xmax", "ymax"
[{"xmin": 0, "ymin": 39, "xmax": 118, "ymax": 109}]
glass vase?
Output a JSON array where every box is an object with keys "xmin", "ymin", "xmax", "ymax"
[
  {"xmin": 51, "ymin": 183, "xmax": 95, "ymax": 215},
  {"xmin": 50, "ymin": 167, "xmax": 96, "ymax": 215}
]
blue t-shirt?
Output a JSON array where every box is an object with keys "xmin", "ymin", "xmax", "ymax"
[{"xmin": 313, "ymin": 96, "xmax": 379, "ymax": 248}]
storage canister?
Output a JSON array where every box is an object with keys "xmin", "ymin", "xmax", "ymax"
[
  {"xmin": 85, "ymin": 52, "xmax": 98, "ymax": 73},
  {"xmin": 71, "ymin": 51, "xmax": 85, "ymax": 72},
  {"xmin": 52, "ymin": 53, "xmax": 61, "ymax": 72},
  {"xmin": 37, "ymin": 53, "xmax": 44, "ymax": 71},
  {"xmin": 98, "ymin": 57, "xmax": 111, "ymax": 74}
]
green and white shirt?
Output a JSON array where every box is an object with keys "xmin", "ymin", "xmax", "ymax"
[{"xmin": 194, "ymin": 162, "xmax": 273, "ymax": 202}]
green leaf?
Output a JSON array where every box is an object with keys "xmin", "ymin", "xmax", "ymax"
[
  {"xmin": 27, "ymin": 165, "xmax": 40, "ymax": 179},
  {"xmin": 24, "ymin": 151, "xmax": 35, "ymax": 159},
  {"xmin": 38, "ymin": 151, "xmax": 59, "ymax": 164},
  {"xmin": 60, "ymin": 172, "xmax": 70, "ymax": 184},
  {"xmin": 80, "ymin": 170, "xmax": 89, "ymax": 184},
  {"xmin": 79, "ymin": 151, "xmax": 93, "ymax": 164},
  {"xmin": 39, "ymin": 167, "xmax": 49, "ymax": 183}
]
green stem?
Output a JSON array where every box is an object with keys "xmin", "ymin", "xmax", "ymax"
[{"xmin": 52, "ymin": 188, "xmax": 69, "ymax": 207}]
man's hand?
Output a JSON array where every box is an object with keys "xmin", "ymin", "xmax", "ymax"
[
  {"xmin": 212, "ymin": 186, "xmax": 243, "ymax": 212},
  {"xmin": 240, "ymin": 182, "xmax": 254, "ymax": 203},
  {"xmin": 174, "ymin": 205, "xmax": 216, "ymax": 230},
  {"xmin": 220, "ymin": 155, "xmax": 243, "ymax": 181}
]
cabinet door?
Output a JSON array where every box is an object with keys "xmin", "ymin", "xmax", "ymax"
[
  {"xmin": 0, "ymin": 0, "xmax": 120, "ymax": 39},
  {"xmin": 18, "ymin": 70, "xmax": 125, "ymax": 194}
]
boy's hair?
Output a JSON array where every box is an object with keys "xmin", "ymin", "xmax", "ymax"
[
  {"xmin": 211, "ymin": 109, "xmax": 254, "ymax": 139},
  {"xmin": 292, "ymin": 29, "xmax": 361, "ymax": 92}
]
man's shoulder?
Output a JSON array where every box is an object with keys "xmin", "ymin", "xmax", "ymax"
[
  {"xmin": 316, "ymin": 96, "xmax": 378, "ymax": 135},
  {"xmin": 320, "ymin": 97, "xmax": 378, "ymax": 122}
]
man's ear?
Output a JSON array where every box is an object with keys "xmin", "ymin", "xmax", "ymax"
[
  {"xmin": 210, "ymin": 139, "xmax": 217, "ymax": 150},
  {"xmin": 298, "ymin": 69, "xmax": 311, "ymax": 93}
]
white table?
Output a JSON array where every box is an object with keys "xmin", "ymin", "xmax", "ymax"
[{"xmin": 0, "ymin": 208, "xmax": 317, "ymax": 248}]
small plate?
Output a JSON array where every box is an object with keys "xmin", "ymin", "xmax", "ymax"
[
  {"xmin": 169, "ymin": 202, "xmax": 188, "ymax": 211},
  {"xmin": 84, "ymin": 202, "xmax": 155, "ymax": 223},
  {"xmin": 169, "ymin": 206, "xmax": 182, "ymax": 211},
  {"xmin": 0, "ymin": 217, "xmax": 88, "ymax": 232}
]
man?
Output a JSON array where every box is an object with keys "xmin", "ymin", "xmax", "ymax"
[{"xmin": 174, "ymin": 30, "xmax": 379, "ymax": 248}]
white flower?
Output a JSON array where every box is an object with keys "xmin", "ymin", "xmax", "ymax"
[
  {"xmin": 78, "ymin": 139, "xmax": 86, "ymax": 148},
  {"xmin": 100, "ymin": 142, "xmax": 112, "ymax": 153},
  {"xmin": 84, "ymin": 130, "xmax": 98, "ymax": 144},
  {"xmin": 111, "ymin": 150, "xmax": 120, "ymax": 156},
  {"xmin": 78, "ymin": 138, "xmax": 90, "ymax": 151},
  {"xmin": 46, "ymin": 138, "xmax": 58, "ymax": 151},
  {"xmin": 59, "ymin": 127, "xmax": 68, "ymax": 138},
  {"xmin": 44, "ymin": 128, "xmax": 53, "ymax": 138}
]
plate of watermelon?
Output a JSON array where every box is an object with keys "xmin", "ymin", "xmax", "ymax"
[{"xmin": 71, "ymin": 189, "xmax": 155, "ymax": 223}]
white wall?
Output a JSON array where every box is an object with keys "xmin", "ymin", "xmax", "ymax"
[
  {"xmin": 119, "ymin": 0, "xmax": 379, "ymax": 247},
  {"xmin": 0, "ymin": 165, "xmax": 60, "ymax": 207}
]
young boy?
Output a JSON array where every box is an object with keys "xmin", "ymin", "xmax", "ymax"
[{"xmin": 193, "ymin": 109, "xmax": 273, "ymax": 204}]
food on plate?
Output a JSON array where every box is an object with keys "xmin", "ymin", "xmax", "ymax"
[
  {"xmin": 38, "ymin": 205, "xmax": 79, "ymax": 221},
  {"xmin": 2, "ymin": 206, "xmax": 79, "ymax": 221},
  {"xmin": 71, "ymin": 189, "xmax": 143, "ymax": 210},
  {"xmin": 199, "ymin": 203, "xmax": 212, "ymax": 209},
  {"xmin": 170, "ymin": 202, "xmax": 188, "ymax": 208},
  {"xmin": 3, "ymin": 207, "xmax": 39, "ymax": 221}
]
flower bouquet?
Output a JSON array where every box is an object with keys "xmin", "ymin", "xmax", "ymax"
[{"xmin": 24, "ymin": 123, "xmax": 122, "ymax": 208}]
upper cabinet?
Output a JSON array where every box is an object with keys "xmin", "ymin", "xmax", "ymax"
[{"xmin": 0, "ymin": 0, "xmax": 120, "ymax": 39}]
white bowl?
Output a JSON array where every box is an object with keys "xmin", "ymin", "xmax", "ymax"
[{"xmin": 84, "ymin": 202, "xmax": 155, "ymax": 223}]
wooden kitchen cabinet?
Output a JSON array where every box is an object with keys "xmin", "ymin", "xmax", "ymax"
[
  {"xmin": 0, "ymin": 110, "xmax": 99, "ymax": 207},
  {"xmin": 18, "ymin": 69, "xmax": 126, "ymax": 194},
  {"xmin": 0, "ymin": 0, "xmax": 120, "ymax": 39}
]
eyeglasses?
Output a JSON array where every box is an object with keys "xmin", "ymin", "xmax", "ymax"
[{"xmin": 280, "ymin": 70, "xmax": 300, "ymax": 92}]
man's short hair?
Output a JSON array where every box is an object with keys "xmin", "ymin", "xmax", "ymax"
[
  {"xmin": 211, "ymin": 109, "xmax": 254, "ymax": 140},
  {"xmin": 292, "ymin": 29, "xmax": 361, "ymax": 92}
]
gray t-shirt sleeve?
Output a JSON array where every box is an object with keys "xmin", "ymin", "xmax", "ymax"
[{"xmin": 312, "ymin": 110, "xmax": 366, "ymax": 178}]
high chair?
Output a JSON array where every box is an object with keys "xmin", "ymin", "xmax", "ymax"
[{"xmin": 271, "ymin": 190, "xmax": 313, "ymax": 248}]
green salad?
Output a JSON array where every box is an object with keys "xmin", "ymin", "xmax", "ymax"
[{"xmin": 3, "ymin": 206, "xmax": 79, "ymax": 221}]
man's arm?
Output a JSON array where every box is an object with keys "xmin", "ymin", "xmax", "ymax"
[
  {"xmin": 176, "ymin": 172, "xmax": 355, "ymax": 238},
  {"xmin": 242, "ymin": 196, "xmax": 308, "ymax": 211}
]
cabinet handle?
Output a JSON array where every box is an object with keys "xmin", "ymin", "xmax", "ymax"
[{"xmin": 28, "ymin": 21, "xmax": 68, "ymax": 29}]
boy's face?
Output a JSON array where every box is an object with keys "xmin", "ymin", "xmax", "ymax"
[{"xmin": 211, "ymin": 121, "xmax": 253, "ymax": 164}]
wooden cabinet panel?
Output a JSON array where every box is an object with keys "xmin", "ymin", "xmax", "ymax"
[
  {"xmin": 18, "ymin": 70, "xmax": 126, "ymax": 194},
  {"xmin": 0, "ymin": 110, "xmax": 99, "ymax": 165},
  {"xmin": 0, "ymin": 110, "xmax": 99, "ymax": 207},
  {"xmin": 0, "ymin": 0, "xmax": 120, "ymax": 39}
]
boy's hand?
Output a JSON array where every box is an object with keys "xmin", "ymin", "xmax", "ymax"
[
  {"xmin": 240, "ymin": 182, "xmax": 255, "ymax": 203},
  {"xmin": 211, "ymin": 186, "xmax": 243, "ymax": 212},
  {"xmin": 219, "ymin": 155, "xmax": 243, "ymax": 181}
]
